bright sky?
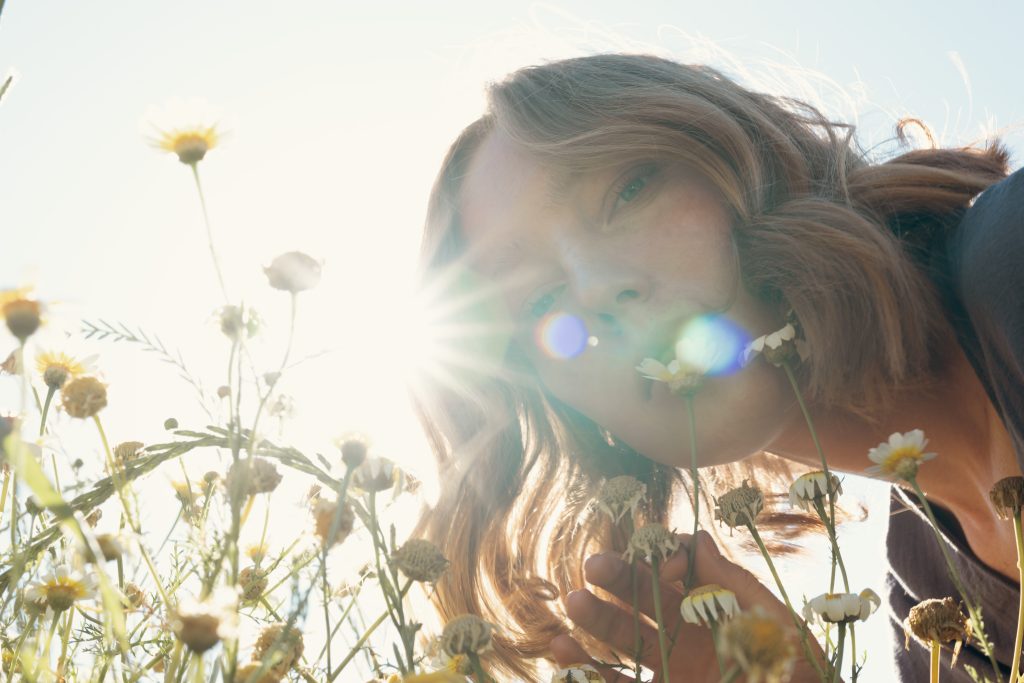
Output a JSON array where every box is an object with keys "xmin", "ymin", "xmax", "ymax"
[{"xmin": 1, "ymin": 1, "xmax": 1021, "ymax": 680}]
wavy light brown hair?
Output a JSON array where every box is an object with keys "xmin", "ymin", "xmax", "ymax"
[{"xmin": 413, "ymin": 54, "xmax": 1009, "ymax": 680}]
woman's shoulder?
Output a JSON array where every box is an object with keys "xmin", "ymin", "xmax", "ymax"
[{"xmin": 951, "ymin": 166, "xmax": 1024, "ymax": 287}]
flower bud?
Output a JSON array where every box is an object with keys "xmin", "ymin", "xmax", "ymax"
[
  {"xmin": 990, "ymin": 476, "xmax": 1024, "ymax": 520},
  {"xmin": 391, "ymin": 539, "xmax": 449, "ymax": 583},
  {"xmin": 3, "ymin": 298, "xmax": 41, "ymax": 342},
  {"xmin": 441, "ymin": 614, "xmax": 495, "ymax": 657},
  {"xmin": 715, "ymin": 480, "xmax": 764, "ymax": 529}
]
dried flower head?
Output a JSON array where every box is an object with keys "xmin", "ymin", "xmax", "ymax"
[
  {"xmin": 351, "ymin": 456, "xmax": 398, "ymax": 494},
  {"xmin": 866, "ymin": 429, "xmax": 936, "ymax": 481},
  {"xmin": 803, "ymin": 589, "xmax": 880, "ymax": 625},
  {"xmin": 0, "ymin": 289, "xmax": 41, "ymax": 342},
  {"xmin": 60, "ymin": 376, "xmax": 108, "ymax": 418},
  {"xmin": 121, "ymin": 582, "xmax": 148, "ymax": 610},
  {"xmin": 36, "ymin": 350, "xmax": 95, "ymax": 390},
  {"xmin": 170, "ymin": 589, "xmax": 237, "ymax": 653},
  {"xmin": 715, "ymin": 480, "xmax": 765, "ymax": 529},
  {"xmin": 440, "ymin": 614, "xmax": 495, "ymax": 656},
  {"xmin": 742, "ymin": 323, "xmax": 807, "ymax": 367},
  {"xmin": 311, "ymin": 498, "xmax": 355, "ymax": 546},
  {"xmin": 114, "ymin": 441, "xmax": 145, "ymax": 465},
  {"xmin": 25, "ymin": 565, "xmax": 97, "ymax": 612},
  {"xmin": 623, "ymin": 523, "xmax": 680, "ymax": 564},
  {"xmin": 681, "ymin": 584, "xmax": 741, "ymax": 627},
  {"xmin": 218, "ymin": 305, "xmax": 260, "ymax": 341},
  {"xmin": 264, "ymin": 251, "xmax": 322, "ymax": 294},
  {"xmin": 338, "ymin": 435, "xmax": 369, "ymax": 469},
  {"xmin": 234, "ymin": 662, "xmax": 279, "ymax": 683},
  {"xmin": 788, "ymin": 471, "xmax": 842, "ymax": 513},
  {"xmin": 239, "ymin": 566, "xmax": 268, "ymax": 605},
  {"xmin": 550, "ymin": 664, "xmax": 605, "ymax": 682},
  {"xmin": 391, "ymin": 539, "xmax": 449, "ymax": 583},
  {"xmin": 635, "ymin": 356, "xmax": 702, "ymax": 394},
  {"xmin": 904, "ymin": 597, "xmax": 971, "ymax": 653},
  {"xmin": 717, "ymin": 607, "xmax": 794, "ymax": 683},
  {"xmin": 595, "ymin": 475, "xmax": 646, "ymax": 524},
  {"xmin": 93, "ymin": 533, "xmax": 125, "ymax": 562},
  {"xmin": 227, "ymin": 457, "xmax": 283, "ymax": 497},
  {"xmin": 84, "ymin": 508, "xmax": 102, "ymax": 527},
  {"xmin": 253, "ymin": 622, "xmax": 304, "ymax": 678},
  {"xmin": 164, "ymin": 417, "xmax": 179, "ymax": 430},
  {"xmin": 990, "ymin": 476, "xmax": 1024, "ymax": 520}
]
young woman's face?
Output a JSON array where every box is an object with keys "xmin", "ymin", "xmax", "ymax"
[{"xmin": 458, "ymin": 130, "xmax": 795, "ymax": 468}]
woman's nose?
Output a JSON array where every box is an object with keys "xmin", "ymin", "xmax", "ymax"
[{"xmin": 568, "ymin": 260, "xmax": 652, "ymax": 330}]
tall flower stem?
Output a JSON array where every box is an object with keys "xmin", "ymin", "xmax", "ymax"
[
  {"xmin": 650, "ymin": 556, "xmax": 672, "ymax": 683},
  {"xmin": 467, "ymin": 652, "xmax": 493, "ymax": 683},
  {"xmin": 747, "ymin": 522, "xmax": 825, "ymax": 679},
  {"xmin": 189, "ymin": 163, "xmax": 229, "ymax": 304},
  {"xmin": 782, "ymin": 363, "xmax": 841, "ymax": 574},
  {"xmin": 39, "ymin": 386, "xmax": 55, "ymax": 437},
  {"xmin": 683, "ymin": 393, "xmax": 700, "ymax": 590},
  {"xmin": 709, "ymin": 620, "xmax": 726, "ymax": 677},
  {"xmin": 247, "ymin": 293, "xmax": 297, "ymax": 457},
  {"xmin": 930, "ymin": 639, "xmax": 941, "ymax": 683},
  {"xmin": 832, "ymin": 623, "xmax": 846, "ymax": 683},
  {"xmin": 1011, "ymin": 514, "xmax": 1024, "ymax": 683},
  {"xmin": 909, "ymin": 477, "xmax": 1003, "ymax": 682}
]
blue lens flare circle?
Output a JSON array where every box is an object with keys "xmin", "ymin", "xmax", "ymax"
[
  {"xmin": 534, "ymin": 312, "xmax": 589, "ymax": 360},
  {"xmin": 674, "ymin": 314, "xmax": 751, "ymax": 377}
]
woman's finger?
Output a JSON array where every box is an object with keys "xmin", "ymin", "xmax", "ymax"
[
  {"xmin": 582, "ymin": 552, "xmax": 684, "ymax": 633},
  {"xmin": 549, "ymin": 634, "xmax": 635, "ymax": 683},
  {"xmin": 564, "ymin": 588, "xmax": 714, "ymax": 672},
  {"xmin": 661, "ymin": 530, "xmax": 794, "ymax": 623}
]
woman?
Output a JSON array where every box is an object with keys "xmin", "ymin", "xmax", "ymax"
[{"xmin": 414, "ymin": 53, "xmax": 1020, "ymax": 681}]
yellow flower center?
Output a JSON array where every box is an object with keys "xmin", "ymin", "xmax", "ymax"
[{"xmin": 880, "ymin": 446, "xmax": 925, "ymax": 472}]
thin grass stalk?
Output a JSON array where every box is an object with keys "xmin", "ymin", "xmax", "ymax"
[
  {"xmin": 930, "ymin": 639, "xmax": 941, "ymax": 683},
  {"xmin": 1012, "ymin": 514, "xmax": 1024, "ymax": 683},
  {"xmin": 650, "ymin": 555, "xmax": 672, "ymax": 683},
  {"xmin": 189, "ymin": 163, "xmax": 229, "ymax": 304}
]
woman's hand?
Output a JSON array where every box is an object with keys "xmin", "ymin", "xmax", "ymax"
[{"xmin": 549, "ymin": 530, "xmax": 826, "ymax": 682}]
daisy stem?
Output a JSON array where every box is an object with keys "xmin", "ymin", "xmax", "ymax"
[
  {"xmin": 1010, "ymin": 513, "xmax": 1024, "ymax": 683},
  {"xmin": 782, "ymin": 363, "xmax": 841, "ymax": 571},
  {"xmin": 930, "ymin": 638, "xmax": 941, "ymax": 683},
  {"xmin": 909, "ymin": 476, "xmax": 1003, "ymax": 682},
  {"xmin": 246, "ymin": 293, "xmax": 297, "ymax": 458},
  {"xmin": 650, "ymin": 555, "xmax": 672, "ymax": 683},
  {"xmin": 322, "ymin": 546, "xmax": 332, "ymax": 674},
  {"xmin": 709, "ymin": 620, "xmax": 726, "ymax": 677},
  {"xmin": 684, "ymin": 393, "xmax": 700, "ymax": 591},
  {"xmin": 467, "ymin": 652, "xmax": 493, "ymax": 683},
  {"xmin": 57, "ymin": 606, "xmax": 74, "ymax": 676},
  {"xmin": 327, "ymin": 583, "xmax": 412, "ymax": 681},
  {"xmin": 833, "ymin": 623, "xmax": 846, "ymax": 683},
  {"xmin": 38, "ymin": 385, "xmax": 55, "ymax": 437},
  {"xmin": 7, "ymin": 612, "xmax": 36, "ymax": 683},
  {"xmin": 747, "ymin": 521, "xmax": 826, "ymax": 679},
  {"xmin": 189, "ymin": 162, "xmax": 230, "ymax": 305}
]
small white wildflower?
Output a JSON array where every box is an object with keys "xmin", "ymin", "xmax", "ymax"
[
  {"xmin": 635, "ymin": 357, "xmax": 702, "ymax": 393},
  {"xmin": 788, "ymin": 471, "xmax": 843, "ymax": 512},
  {"xmin": 803, "ymin": 589, "xmax": 880, "ymax": 625},
  {"xmin": 681, "ymin": 584, "xmax": 741, "ymax": 627},
  {"xmin": 742, "ymin": 323, "xmax": 808, "ymax": 367},
  {"xmin": 865, "ymin": 429, "xmax": 936, "ymax": 481}
]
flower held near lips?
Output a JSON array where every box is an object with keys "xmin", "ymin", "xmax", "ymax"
[
  {"xmin": 635, "ymin": 356, "xmax": 702, "ymax": 393},
  {"xmin": 865, "ymin": 429, "xmax": 936, "ymax": 481},
  {"xmin": 742, "ymin": 322, "xmax": 807, "ymax": 367},
  {"xmin": 803, "ymin": 589, "xmax": 880, "ymax": 625}
]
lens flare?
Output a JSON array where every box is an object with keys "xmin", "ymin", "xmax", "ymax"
[
  {"xmin": 674, "ymin": 314, "xmax": 750, "ymax": 376},
  {"xmin": 534, "ymin": 312, "xmax": 589, "ymax": 360}
]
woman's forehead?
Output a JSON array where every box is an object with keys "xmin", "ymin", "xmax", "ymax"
[{"xmin": 458, "ymin": 131, "xmax": 575, "ymax": 275}]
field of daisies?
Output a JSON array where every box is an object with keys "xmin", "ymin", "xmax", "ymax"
[{"xmin": 3, "ymin": 70, "xmax": 1024, "ymax": 683}]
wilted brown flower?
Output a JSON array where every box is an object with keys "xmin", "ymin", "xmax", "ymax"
[
  {"xmin": 351, "ymin": 456, "xmax": 398, "ymax": 494},
  {"xmin": 239, "ymin": 566, "xmax": 268, "ymax": 605},
  {"xmin": 623, "ymin": 523, "xmax": 680, "ymax": 564},
  {"xmin": 234, "ymin": 662, "xmax": 279, "ymax": 683},
  {"xmin": 391, "ymin": 539, "xmax": 449, "ymax": 583},
  {"xmin": 121, "ymin": 582, "xmax": 148, "ymax": 610},
  {"xmin": 60, "ymin": 376, "xmax": 108, "ymax": 419},
  {"xmin": 114, "ymin": 441, "xmax": 145, "ymax": 465},
  {"xmin": 1, "ymin": 293, "xmax": 41, "ymax": 342},
  {"xmin": 596, "ymin": 475, "xmax": 647, "ymax": 524},
  {"xmin": 441, "ymin": 614, "xmax": 495, "ymax": 657},
  {"xmin": 715, "ymin": 480, "xmax": 765, "ymax": 529},
  {"xmin": 990, "ymin": 476, "xmax": 1024, "ymax": 520},
  {"xmin": 264, "ymin": 252, "xmax": 321, "ymax": 294},
  {"xmin": 227, "ymin": 457, "xmax": 283, "ymax": 497},
  {"xmin": 904, "ymin": 597, "xmax": 971, "ymax": 664},
  {"xmin": 312, "ymin": 498, "xmax": 355, "ymax": 546},
  {"xmin": 170, "ymin": 590, "xmax": 237, "ymax": 653},
  {"xmin": 253, "ymin": 623, "xmax": 304, "ymax": 678}
]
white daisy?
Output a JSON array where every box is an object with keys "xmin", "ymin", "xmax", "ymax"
[
  {"xmin": 865, "ymin": 429, "xmax": 936, "ymax": 481},
  {"xmin": 803, "ymin": 589, "xmax": 880, "ymax": 625},
  {"xmin": 635, "ymin": 357, "xmax": 702, "ymax": 393},
  {"xmin": 788, "ymin": 471, "xmax": 843, "ymax": 512},
  {"xmin": 681, "ymin": 584, "xmax": 741, "ymax": 627}
]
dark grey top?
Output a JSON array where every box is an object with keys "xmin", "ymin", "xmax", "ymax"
[{"xmin": 886, "ymin": 167, "xmax": 1024, "ymax": 682}]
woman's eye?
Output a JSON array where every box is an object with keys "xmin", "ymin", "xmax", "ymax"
[
  {"xmin": 524, "ymin": 285, "xmax": 564, "ymax": 320},
  {"xmin": 612, "ymin": 164, "xmax": 658, "ymax": 212}
]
